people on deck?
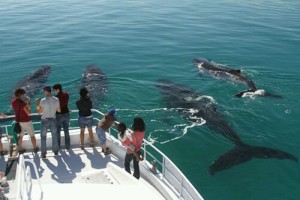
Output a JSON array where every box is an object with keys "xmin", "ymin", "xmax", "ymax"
[
  {"xmin": 53, "ymin": 84, "xmax": 70, "ymax": 149},
  {"xmin": 76, "ymin": 87, "xmax": 94, "ymax": 149},
  {"xmin": 124, "ymin": 117, "xmax": 145, "ymax": 179},
  {"xmin": 0, "ymin": 113, "xmax": 7, "ymax": 156},
  {"xmin": 118, "ymin": 122, "xmax": 142, "ymax": 161},
  {"xmin": 11, "ymin": 89, "xmax": 38, "ymax": 154},
  {"xmin": 35, "ymin": 86, "xmax": 60, "ymax": 159},
  {"xmin": 96, "ymin": 109, "xmax": 116, "ymax": 155}
]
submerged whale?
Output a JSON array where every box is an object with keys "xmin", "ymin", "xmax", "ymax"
[
  {"xmin": 80, "ymin": 64, "xmax": 108, "ymax": 107},
  {"xmin": 10, "ymin": 65, "xmax": 52, "ymax": 100},
  {"xmin": 155, "ymin": 79, "xmax": 297, "ymax": 175},
  {"xmin": 193, "ymin": 58, "xmax": 282, "ymax": 98},
  {"xmin": 1, "ymin": 66, "xmax": 52, "ymax": 122}
]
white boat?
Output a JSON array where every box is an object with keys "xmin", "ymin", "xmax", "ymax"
[{"xmin": 0, "ymin": 109, "xmax": 204, "ymax": 200}]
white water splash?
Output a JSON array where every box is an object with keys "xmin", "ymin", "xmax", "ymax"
[
  {"xmin": 242, "ymin": 89, "xmax": 265, "ymax": 99},
  {"xmin": 184, "ymin": 95, "xmax": 217, "ymax": 104},
  {"xmin": 196, "ymin": 62, "xmax": 205, "ymax": 69},
  {"xmin": 118, "ymin": 107, "xmax": 208, "ymax": 144},
  {"xmin": 148, "ymin": 118, "xmax": 206, "ymax": 144}
]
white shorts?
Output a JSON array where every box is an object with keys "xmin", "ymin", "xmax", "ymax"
[{"xmin": 19, "ymin": 121, "xmax": 35, "ymax": 137}]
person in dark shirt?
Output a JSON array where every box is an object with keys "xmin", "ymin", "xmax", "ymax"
[
  {"xmin": 76, "ymin": 87, "xmax": 94, "ymax": 149},
  {"xmin": 53, "ymin": 84, "xmax": 70, "ymax": 149}
]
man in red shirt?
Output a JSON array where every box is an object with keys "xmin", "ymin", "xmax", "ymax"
[
  {"xmin": 11, "ymin": 88, "xmax": 38, "ymax": 154},
  {"xmin": 53, "ymin": 84, "xmax": 70, "ymax": 149}
]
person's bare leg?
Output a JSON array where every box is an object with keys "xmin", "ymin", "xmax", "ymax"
[
  {"xmin": 0, "ymin": 140, "xmax": 8, "ymax": 155},
  {"xmin": 31, "ymin": 136, "xmax": 37, "ymax": 149},
  {"xmin": 87, "ymin": 127, "xmax": 94, "ymax": 146},
  {"xmin": 101, "ymin": 143, "xmax": 107, "ymax": 151},
  {"xmin": 18, "ymin": 136, "xmax": 23, "ymax": 151},
  {"xmin": 0, "ymin": 141, "xmax": 3, "ymax": 152},
  {"xmin": 80, "ymin": 128, "xmax": 85, "ymax": 147}
]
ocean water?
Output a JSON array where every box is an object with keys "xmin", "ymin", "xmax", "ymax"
[{"xmin": 1, "ymin": 0, "xmax": 300, "ymax": 199}]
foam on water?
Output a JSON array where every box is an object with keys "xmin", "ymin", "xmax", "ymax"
[{"xmin": 242, "ymin": 89, "xmax": 265, "ymax": 99}]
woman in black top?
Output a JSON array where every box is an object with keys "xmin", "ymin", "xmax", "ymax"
[{"xmin": 76, "ymin": 88, "xmax": 94, "ymax": 149}]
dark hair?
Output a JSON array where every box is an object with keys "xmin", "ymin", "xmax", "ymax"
[
  {"xmin": 15, "ymin": 88, "xmax": 26, "ymax": 97},
  {"xmin": 80, "ymin": 87, "xmax": 88, "ymax": 97},
  {"xmin": 53, "ymin": 83, "xmax": 62, "ymax": 92},
  {"xmin": 118, "ymin": 123, "xmax": 127, "ymax": 138},
  {"xmin": 132, "ymin": 117, "xmax": 146, "ymax": 132},
  {"xmin": 43, "ymin": 86, "xmax": 51, "ymax": 92}
]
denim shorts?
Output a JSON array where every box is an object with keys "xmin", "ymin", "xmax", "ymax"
[
  {"xmin": 78, "ymin": 116, "xmax": 93, "ymax": 128},
  {"xmin": 96, "ymin": 127, "xmax": 106, "ymax": 145}
]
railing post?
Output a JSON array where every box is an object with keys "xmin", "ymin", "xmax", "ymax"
[
  {"xmin": 180, "ymin": 176, "xmax": 183, "ymax": 197},
  {"xmin": 143, "ymin": 141, "xmax": 147, "ymax": 161},
  {"xmin": 24, "ymin": 159, "xmax": 43, "ymax": 195},
  {"xmin": 5, "ymin": 126, "xmax": 8, "ymax": 136},
  {"xmin": 162, "ymin": 157, "xmax": 165, "ymax": 180}
]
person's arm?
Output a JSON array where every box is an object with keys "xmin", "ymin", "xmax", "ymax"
[
  {"xmin": 0, "ymin": 113, "xmax": 6, "ymax": 118},
  {"xmin": 112, "ymin": 117, "xmax": 117, "ymax": 126},
  {"xmin": 35, "ymin": 98, "xmax": 43, "ymax": 114},
  {"xmin": 56, "ymin": 100, "xmax": 61, "ymax": 113},
  {"xmin": 133, "ymin": 151, "xmax": 144, "ymax": 161},
  {"xmin": 23, "ymin": 99, "xmax": 31, "ymax": 115},
  {"xmin": 66, "ymin": 93, "xmax": 71, "ymax": 113},
  {"xmin": 89, "ymin": 100, "xmax": 93, "ymax": 109},
  {"xmin": 128, "ymin": 142, "xmax": 143, "ymax": 161},
  {"xmin": 23, "ymin": 106, "xmax": 31, "ymax": 115}
]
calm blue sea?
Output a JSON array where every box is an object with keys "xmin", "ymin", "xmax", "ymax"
[{"xmin": 1, "ymin": 0, "xmax": 299, "ymax": 199}]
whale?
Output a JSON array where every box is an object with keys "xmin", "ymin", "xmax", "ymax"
[
  {"xmin": 80, "ymin": 64, "xmax": 108, "ymax": 107},
  {"xmin": 1, "ymin": 66, "xmax": 52, "ymax": 122},
  {"xmin": 193, "ymin": 58, "xmax": 282, "ymax": 98},
  {"xmin": 155, "ymin": 79, "xmax": 297, "ymax": 175},
  {"xmin": 10, "ymin": 65, "xmax": 52, "ymax": 100}
]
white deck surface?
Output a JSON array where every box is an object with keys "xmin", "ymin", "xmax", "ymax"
[{"xmin": 3, "ymin": 146, "xmax": 165, "ymax": 200}]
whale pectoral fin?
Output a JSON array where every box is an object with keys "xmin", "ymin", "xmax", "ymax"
[{"xmin": 209, "ymin": 144, "xmax": 298, "ymax": 175}]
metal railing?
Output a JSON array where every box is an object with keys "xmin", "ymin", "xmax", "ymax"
[
  {"xmin": 91, "ymin": 109, "xmax": 203, "ymax": 200},
  {"xmin": 16, "ymin": 154, "xmax": 43, "ymax": 200},
  {"xmin": 1, "ymin": 109, "xmax": 203, "ymax": 200}
]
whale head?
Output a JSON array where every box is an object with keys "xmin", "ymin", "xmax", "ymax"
[
  {"xmin": 35, "ymin": 65, "xmax": 51, "ymax": 76},
  {"xmin": 193, "ymin": 58, "xmax": 210, "ymax": 70}
]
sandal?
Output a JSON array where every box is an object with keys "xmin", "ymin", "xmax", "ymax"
[
  {"xmin": 90, "ymin": 143, "xmax": 94, "ymax": 147},
  {"xmin": 103, "ymin": 148, "xmax": 111, "ymax": 155},
  {"xmin": 80, "ymin": 144, "xmax": 84, "ymax": 150},
  {"xmin": 104, "ymin": 150, "xmax": 111, "ymax": 155},
  {"xmin": 33, "ymin": 147, "xmax": 39, "ymax": 153},
  {"xmin": 18, "ymin": 149, "xmax": 26, "ymax": 154}
]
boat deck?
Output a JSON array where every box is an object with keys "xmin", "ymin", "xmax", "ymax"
[
  {"xmin": 2, "ymin": 146, "xmax": 165, "ymax": 200},
  {"xmin": 1, "ymin": 111, "xmax": 204, "ymax": 200}
]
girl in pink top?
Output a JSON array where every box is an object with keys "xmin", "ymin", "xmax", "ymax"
[
  {"xmin": 118, "ymin": 123, "xmax": 142, "ymax": 161},
  {"xmin": 123, "ymin": 117, "xmax": 145, "ymax": 179}
]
